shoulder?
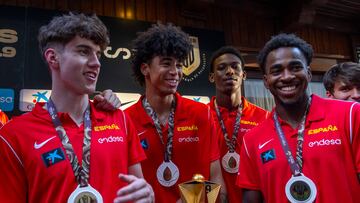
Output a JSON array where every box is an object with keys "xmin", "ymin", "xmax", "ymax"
[
  {"xmin": 0, "ymin": 110, "xmax": 39, "ymax": 143},
  {"xmin": 178, "ymin": 96, "xmax": 210, "ymax": 112},
  {"xmin": 312, "ymin": 94, "xmax": 358, "ymax": 114},
  {"xmin": 243, "ymin": 116, "xmax": 273, "ymax": 143}
]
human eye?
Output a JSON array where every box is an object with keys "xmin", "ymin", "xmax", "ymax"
[
  {"xmin": 291, "ymin": 63, "xmax": 304, "ymax": 72},
  {"xmin": 217, "ymin": 64, "xmax": 226, "ymax": 70},
  {"xmin": 176, "ymin": 63, "xmax": 183, "ymax": 69},
  {"xmin": 269, "ymin": 67, "xmax": 281, "ymax": 75},
  {"xmin": 231, "ymin": 63, "xmax": 242, "ymax": 70},
  {"xmin": 78, "ymin": 48, "xmax": 89, "ymax": 56},
  {"xmin": 339, "ymin": 86, "xmax": 351, "ymax": 92}
]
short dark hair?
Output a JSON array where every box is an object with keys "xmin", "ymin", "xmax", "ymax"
[
  {"xmin": 38, "ymin": 12, "xmax": 109, "ymax": 59},
  {"xmin": 323, "ymin": 62, "xmax": 360, "ymax": 93},
  {"xmin": 209, "ymin": 46, "xmax": 245, "ymax": 74},
  {"xmin": 131, "ymin": 23, "xmax": 192, "ymax": 86},
  {"xmin": 257, "ymin": 33, "xmax": 313, "ymax": 73}
]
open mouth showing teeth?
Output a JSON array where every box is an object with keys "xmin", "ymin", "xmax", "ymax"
[
  {"xmin": 280, "ymin": 86, "xmax": 296, "ymax": 91},
  {"xmin": 84, "ymin": 72, "xmax": 97, "ymax": 79}
]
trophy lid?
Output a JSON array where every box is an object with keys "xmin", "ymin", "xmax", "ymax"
[{"xmin": 192, "ymin": 174, "xmax": 205, "ymax": 182}]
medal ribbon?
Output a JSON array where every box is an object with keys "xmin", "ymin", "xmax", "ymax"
[
  {"xmin": 142, "ymin": 97, "xmax": 176, "ymax": 162},
  {"xmin": 47, "ymin": 99, "xmax": 92, "ymax": 187},
  {"xmin": 273, "ymin": 97, "xmax": 311, "ymax": 176},
  {"xmin": 214, "ymin": 100, "xmax": 242, "ymax": 152}
]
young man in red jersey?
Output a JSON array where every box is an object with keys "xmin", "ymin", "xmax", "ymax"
[
  {"xmin": 208, "ymin": 46, "xmax": 269, "ymax": 203},
  {"xmin": 237, "ymin": 33, "xmax": 360, "ymax": 203},
  {"xmin": 125, "ymin": 23, "xmax": 227, "ymax": 203},
  {"xmin": 323, "ymin": 62, "xmax": 360, "ymax": 102},
  {"xmin": 0, "ymin": 12, "xmax": 154, "ymax": 203}
]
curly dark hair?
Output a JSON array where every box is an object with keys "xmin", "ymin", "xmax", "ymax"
[
  {"xmin": 131, "ymin": 23, "xmax": 192, "ymax": 86},
  {"xmin": 209, "ymin": 46, "xmax": 245, "ymax": 74},
  {"xmin": 38, "ymin": 12, "xmax": 109, "ymax": 59},
  {"xmin": 323, "ymin": 62, "xmax": 360, "ymax": 93},
  {"xmin": 257, "ymin": 33, "xmax": 313, "ymax": 73}
]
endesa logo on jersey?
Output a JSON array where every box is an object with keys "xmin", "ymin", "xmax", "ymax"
[
  {"xmin": 308, "ymin": 138, "xmax": 342, "ymax": 148},
  {"xmin": 178, "ymin": 136, "xmax": 200, "ymax": 143},
  {"xmin": 98, "ymin": 136, "xmax": 124, "ymax": 144},
  {"xmin": 19, "ymin": 89, "xmax": 51, "ymax": 111},
  {"xmin": 0, "ymin": 88, "xmax": 14, "ymax": 111}
]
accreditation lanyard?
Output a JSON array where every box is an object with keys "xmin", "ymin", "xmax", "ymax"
[
  {"xmin": 47, "ymin": 99, "xmax": 92, "ymax": 187},
  {"xmin": 273, "ymin": 98, "xmax": 311, "ymax": 176},
  {"xmin": 214, "ymin": 100, "xmax": 242, "ymax": 152},
  {"xmin": 142, "ymin": 97, "xmax": 176, "ymax": 162}
]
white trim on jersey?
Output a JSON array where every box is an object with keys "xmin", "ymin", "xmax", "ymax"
[
  {"xmin": 0, "ymin": 135, "xmax": 24, "ymax": 167},
  {"xmin": 349, "ymin": 102, "xmax": 356, "ymax": 144},
  {"xmin": 121, "ymin": 111, "xmax": 128, "ymax": 135}
]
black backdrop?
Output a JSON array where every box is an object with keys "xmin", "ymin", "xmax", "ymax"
[{"xmin": 0, "ymin": 6, "xmax": 225, "ymax": 117}]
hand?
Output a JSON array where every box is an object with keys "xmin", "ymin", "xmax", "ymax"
[
  {"xmin": 113, "ymin": 174, "xmax": 154, "ymax": 203},
  {"xmin": 93, "ymin": 89, "xmax": 121, "ymax": 111}
]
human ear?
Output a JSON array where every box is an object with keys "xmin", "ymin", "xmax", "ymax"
[
  {"xmin": 44, "ymin": 48, "xmax": 59, "ymax": 68},
  {"xmin": 209, "ymin": 73, "xmax": 215, "ymax": 83},
  {"xmin": 140, "ymin": 63, "xmax": 149, "ymax": 76},
  {"xmin": 263, "ymin": 74, "xmax": 270, "ymax": 90}
]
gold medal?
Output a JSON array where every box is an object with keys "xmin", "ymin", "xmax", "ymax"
[
  {"xmin": 221, "ymin": 151, "xmax": 240, "ymax": 173},
  {"xmin": 285, "ymin": 174, "xmax": 317, "ymax": 203},
  {"xmin": 68, "ymin": 184, "xmax": 103, "ymax": 203},
  {"xmin": 156, "ymin": 160, "xmax": 180, "ymax": 187}
]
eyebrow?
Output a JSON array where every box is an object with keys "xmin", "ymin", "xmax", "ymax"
[{"xmin": 76, "ymin": 44, "xmax": 101, "ymax": 54}]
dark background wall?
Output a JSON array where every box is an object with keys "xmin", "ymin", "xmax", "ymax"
[
  {"xmin": 1, "ymin": 0, "xmax": 358, "ymax": 66},
  {"xmin": 1, "ymin": 0, "xmax": 359, "ymax": 117}
]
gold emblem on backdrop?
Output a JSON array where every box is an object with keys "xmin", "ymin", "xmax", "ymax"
[{"xmin": 182, "ymin": 36, "xmax": 201, "ymax": 76}]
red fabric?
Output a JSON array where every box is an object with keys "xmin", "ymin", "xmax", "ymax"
[
  {"xmin": 208, "ymin": 96, "xmax": 269, "ymax": 203},
  {"xmin": 0, "ymin": 102, "xmax": 146, "ymax": 203},
  {"xmin": 237, "ymin": 95, "xmax": 360, "ymax": 203},
  {"xmin": 125, "ymin": 93, "xmax": 220, "ymax": 203}
]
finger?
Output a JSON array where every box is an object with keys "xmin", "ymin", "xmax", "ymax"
[
  {"xmin": 102, "ymin": 89, "xmax": 113, "ymax": 98},
  {"xmin": 114, "ymin": 186, "xmax": 151, "ymax": 203},
  {"xmin": 93, "ymin": 94, "xmax": 105, "ymax": 103}
]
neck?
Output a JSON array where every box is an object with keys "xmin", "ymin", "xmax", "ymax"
[
  {"xmin": 50, "ymin": 87, "xmax": 89, "ymax": 126},
  {"xmin": 275, "ymin": 95, "xmax": 310, "ymax": 129},
  {"xmin": 215, "ymin": 90, "xmax": 242, "ymax": 110},
  {"xmin": 145, "ymin": 89, "xmax": 174, "ymax": 125}
]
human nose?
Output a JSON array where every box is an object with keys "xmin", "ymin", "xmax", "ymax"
[
  {"xmin": 169, "ymin": 63, "xmax": 179, "ymax": 74},
  {"xmin": 350, "ymin": 88, "xmax": 360, "ymax": 101},
  {"xmin": 225, "ymin": 65, "xmax": 234, "ymax": 75},
  {"xmin": 280, "ymin": 69, "xmax": 295, "ymax": 81},
  {"xmin": 88, "ymin": 52, "xmax": 101, "ymax": 68}
]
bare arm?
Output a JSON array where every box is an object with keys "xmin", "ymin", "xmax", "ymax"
[
  {"xmin": 242, "ymin": 189, "xmax": 263, "ymax": 203},
  {"xmin": 113, "ymin": 163, "xmax": 154, "ymax": 203},
  {"xmin": 210, "ymin": 160, "xmax": 228, "ymax": 203}
]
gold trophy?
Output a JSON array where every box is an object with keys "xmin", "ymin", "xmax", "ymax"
[{"xmin": 178, "ymin": 174, "xmax": 221, "ymax": 203}]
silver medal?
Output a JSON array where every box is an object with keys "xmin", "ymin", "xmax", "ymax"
[
  {"xmin": 68, "ymin": 184, "xmax": 103, "ymax": 203},
  {"xmin": 221, "ymin": 151, "xmax": 240, "ymax": 173},
  {"xmin": 156, "ymin": 160, "xmax": 180, "ymax": 187},
  {"xmin": 285, "ymin": 174, "xmax": 317, "ymax": 203}
]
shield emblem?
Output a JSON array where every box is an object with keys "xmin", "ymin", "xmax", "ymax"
[{"xmin": 182, "ymin": 36, "xmax": 201, "ymax": 76}]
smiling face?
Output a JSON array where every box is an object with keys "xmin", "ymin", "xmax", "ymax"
[
  {"xmin": 328, "ymin": 81, "xmax": 360, "ymax": 102},
  {"xmin": 263, "ymin": 47, "xmax": 312, "ymax": 106},
  {"xmin": 51, "ymin": 36, "xmax": 102, "ymax": 95},
  {"xmin": 142, "ymin": 56, "xmax": 183, "ymax": 96},
  {"xmin": 209, "ymin": 53, "xmax": 246, "ymax": 95}
]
